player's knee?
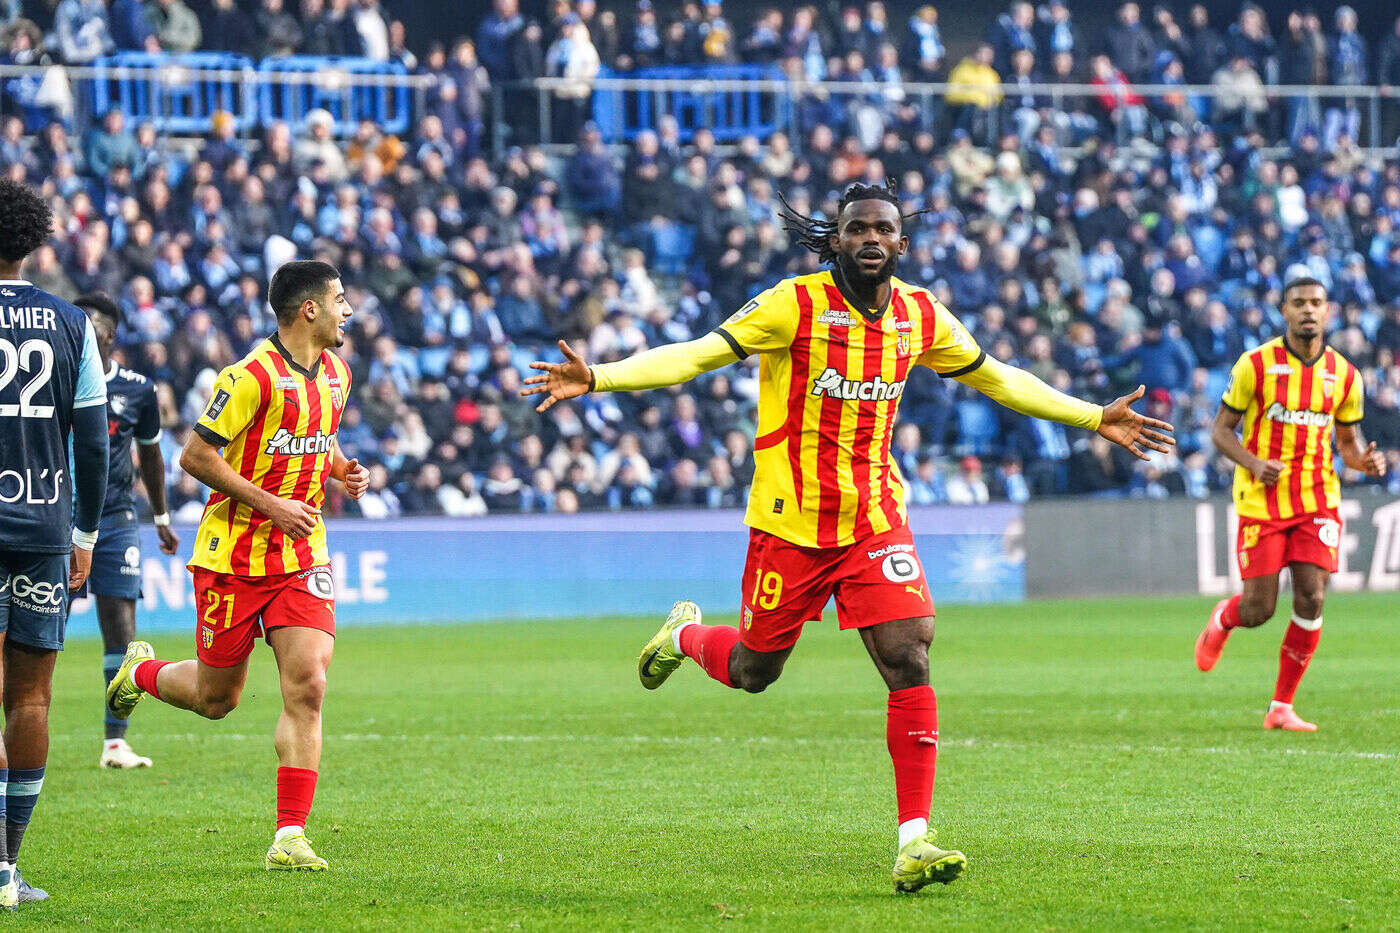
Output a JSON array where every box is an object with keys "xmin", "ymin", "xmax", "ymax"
[
  {"xmin": 1238, "ymin": 594, "xmax": 1275, "ymax": 627},
  {"xmin": 734, "ymin": 665, "xmax": 781, "ymax": 693},
  {"xmin": 1292, "ymin": 590, "xmax": 1325, "ymax": 621},
  {"xmin": 286, "ymin": 670, "xmax": 328, "ymax": 712},
  {"xmin": 880, "ymin": 642, "xmax": 929, "ymax": 685}
]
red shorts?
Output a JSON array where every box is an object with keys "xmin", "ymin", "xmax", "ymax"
[
  {"xmin": 1236, "ymin": 507, "xmax": 1341, "ymax": 579},
  {"xmin": 192, "ymin": 566, "xmax": 337, "ymax": 667},
  {"xmin": 739, "ymin": 525, "xmax": 935, "ymax": 652}
]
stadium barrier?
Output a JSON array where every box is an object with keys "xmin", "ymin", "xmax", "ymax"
[
  {"xmin": 88, "ymin": 52, "xmax": 258, "ymax": 135},
  {"xmin": 0, "ymin": 57, "xmax": 432, "ymax": 136},
  {"xmin": 590, "ymin": 65, "xmax": 791, "ymax": 143},
  {"xmin": 1025, "ymin": 494, "xmax": 1400, "ymax": 598},
  {"xmin": 257, "ymin": 56, "xmax": 413, "ymax": 136},
  {"xmin": 66, "ymin": 505, "xmax": 1024, "ymax": 634},
  {"xmin": 493, "ymin": 75, "xmax": 1399, "ymax": 155}
]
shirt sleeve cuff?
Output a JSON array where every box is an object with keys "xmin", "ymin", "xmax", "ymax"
[{"xmin": 193, "ymin": 423, "xmax": 229, "ymax": 447}]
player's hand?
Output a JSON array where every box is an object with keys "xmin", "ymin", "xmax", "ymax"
[
  {"xmin": 69, "ymin": 545, "xmax": 92, "ymax": 591},
  {"xmin": 1358, "ymin": 441, "xmax": 1387, "ymax": 477},
  {"xmin": 1251, "ymin": 457, "xmax": 1285, "ymax": 484},
  {"xmin": 1096, "ymin": 385, "xmax": 1176, "ymax": 461},
  {"xmin": 157, "ymin": 524, "xmax": 180, "ymax": 554},
  {"xmin": 266, "ymin": 496, "xmax": 321, "ymax": 540},
  {"xmin": 521, "ymin": 340, "xmax": 592, "ymax": 413},
  {"xmin": 341, "ymin": 457, "xmax": 370, "ymax": 499}
]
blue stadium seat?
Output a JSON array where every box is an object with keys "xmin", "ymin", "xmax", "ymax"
[
  {"xmin": 88, "ymin": 52, "xmax": 257, "ymax": 134},
  {"xmin": 257, "ymin": 57, "xmax": 412, "ymax": 136},
  {"xmin": 652, "ymin": 222, "xmax": 696, "ymax": 276}
]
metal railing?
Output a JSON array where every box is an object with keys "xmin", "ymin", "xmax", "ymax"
[
  {"xmin": 493, "ymin": 75, "xmax": 1400, "ymax": 156},
  {"xmin": 0, "ymin": 59, "xmax": 435, "ymax": 136}
]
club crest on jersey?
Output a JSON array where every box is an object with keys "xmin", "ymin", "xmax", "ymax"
[
  {"xmin": 330, "ymin": 386, "xmax": 343, "ymax": 407},
  {"xmin": 1264, "ymin": 402, "xmax": 1330, "ymax": 427},
  {"xmin": 810, "ymin": 367, "xmax": 906, "ymax": 401},
  {"xmin": 265, "ymin": 428, "xmax": 334, "ymax": 456},
  {"xmin": 897, "ymin": 334, "xmax": 911, "ymax": 355}
]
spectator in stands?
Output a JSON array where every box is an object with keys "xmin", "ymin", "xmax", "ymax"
[
  {"xmin": 149, "ymin": 0, "xmax": 201, "ymax": 53},
  {"xmin": 1100, "ymin": 2, "xmax": 1156, "ymax": 82},
  {"xmin": 1212, "ymin": 54, "xmax": 1268, "ymax": 133},
  {"xmin": 255, "ymin": 0, "xmax": 303, "ymax": 57},
  {"xmin": 294, "ymin": 108, "xmax": 348, "ymax": 181},
  {"xmin": 1325, "ymin": 5, "xmax": 1367, "ymax": 147},
  {"xmin": 1226, "ymin": 3, "xmax": 1275, "ymax": 77},
  {"xmin": 546, "ymin": 14, "xmax": 601, "ymax": 142},
  {"xmin": 108, "ymin": 0, "xmax": 153, "ymax": 50},
  {"xmin": 300, "ymin": 0, "xmax": 357, "ymax": 56},
  {"xmin": 1184, "ymin": 4, "xmax": 1227, "ymax": 84},
  {"xmin": 905, "ymin": 5, "xmax": 943, "ymax": 80},
  {"xmin": 947, "ymin": 456, "xmax": 991, "ymax": 505},
  {"xmin": 1280, "ymin": 11, "xmax": 1327, "ymax": 140},
  {"xmin": 55, "ymin": 0, "xmax": 114, "ymax": 63},
  {"xmin": 354, "ymin": 0, "xmax": 389, "ymax": 60},
  {"xmin": 988, "ymin": 1, "xmax": 1035, "ymax": 76},
  {"xmin": 944, "ymin": 43, "xmax": 1001, "ymax": 144},
  {"xmin": 84, "ymin": 107, "xmax": 138, "ymax": 176},
  {"xmin": 1379, "ymin": 16, "xmax": 1400, "ymax": 145},
  {"xmin": 202, "ymin": 0, "xmax": 254, "ymax": 53}
]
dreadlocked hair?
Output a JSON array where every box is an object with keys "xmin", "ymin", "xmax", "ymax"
[{"xmin": 777, "ymin": 178, "xmax": 930, "ymax": 265}]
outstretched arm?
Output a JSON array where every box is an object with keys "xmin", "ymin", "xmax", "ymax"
[
  {"xmin": 957, "ymin": 357, "xmax": 1175, "ymax": 460},
  {"xmin": 522, "ymin": 334, "xmax": 741, "ymax": 412}
]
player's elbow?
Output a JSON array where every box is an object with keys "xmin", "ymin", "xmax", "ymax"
[{"xmin": 179, "ymin": 442, "xmax": 207, "ymax": 478}]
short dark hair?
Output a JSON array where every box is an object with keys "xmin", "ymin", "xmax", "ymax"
[
  {"xmin": 0, "ymin": 179, "xmax": 53, "ymax": 264},
  {"xmin": 267, "ymin": 260, "xmax": 340, "ymax": 325},
  {"xmin": 74, "ymin": 291, "xmax": 122, "ymax": 328},
  {"xmin": 1281, "ymin": 276, "xmax": 1328, "ymax": 303}
]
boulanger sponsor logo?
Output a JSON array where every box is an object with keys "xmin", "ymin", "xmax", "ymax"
[
  {"xmin": 1315, "ymin": 518, "xmax": 1341, "ymax": 549},
  {"xmin": 265, "ymin": 428, "xmax": 334, "ymax": 456},
  {"xmin": 868, "ymin": 543, "xmax": 916, "ymax": 560},
  {"xmin": 300, "ymin": 567, "xmax": 335, "ymax": 600},
  {"xmin": 1264, "ymin": 402, "xmax": 1331, "ymax": 428},
  {"xmin": 810, "ymin": 368, "xmax": 906, "ymax": 401},
  {"xmin": 12, "ymin": 573, "xmax": 64, "ymax": 613},
  {"xmin": 881, "ymin": 552, "xmax": 922, "ymax": 583}
]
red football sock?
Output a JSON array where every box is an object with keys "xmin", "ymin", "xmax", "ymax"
[
  {"xmin": 133, "ymin": 659, "xmax": 170, "ymax": 701},
  {"xmin": 1273, "ymin": 619, "xmax": 1322, "ymax": 704},
  {"xmin": 1219, "ymin": 594, "xmax": 1243, "ymax": 630},
  {"xmin": 886, "ymin": 685, "xmax": 938, "ymax": 824},
  {"xmin": 276, "ymin": 766, "xmax": 319, "ymax": 830},
  {"xmin": 678, "ymin": 624, "xmax": 740, "ymax": 688}
]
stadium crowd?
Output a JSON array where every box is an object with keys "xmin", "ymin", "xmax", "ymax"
[{"xmin": 1, "ymin": 0, "xmax": 1399, "ymax": 517}]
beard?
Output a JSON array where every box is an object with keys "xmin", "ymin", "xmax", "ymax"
[{"xmin": 836, "ymin": 250, "xmax": 898, "ymax": 289}]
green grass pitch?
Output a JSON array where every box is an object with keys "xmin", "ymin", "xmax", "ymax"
[{"xmin": 17, "ymin": 593, "xmax": 1400, "ymax": 930}]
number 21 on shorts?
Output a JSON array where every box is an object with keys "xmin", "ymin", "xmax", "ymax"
[
  {"xmin": 204, "ymin": 590, "xmax": 235, "ymax": 628},
  {"xmin": 751, "ymin": 570, "xmax": 783, "ymax": 610}
]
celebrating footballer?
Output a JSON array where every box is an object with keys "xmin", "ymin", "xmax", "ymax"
[
  {"xmin": 524, "ymin": 181, "xmax": 1175, "ymax": 892},
  {"xmin": 106, "ymin": 261, "xmax": 368, "ymax": 871}
]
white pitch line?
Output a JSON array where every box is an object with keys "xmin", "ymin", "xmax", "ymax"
[{"xmin": 49, "ymin": 732, "xmax": 1399, "ymax": 761}]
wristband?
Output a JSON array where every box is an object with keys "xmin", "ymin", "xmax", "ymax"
[
  {"xmin": 153, "ymin": 512, "xmax": 172, "ymax": 527},
  {"xmin": 587, "ymin": 366, "xmax": 596, "ymax": 392},
  {"xmin": 73, "ymin": 527, "xmax": 99, "ymax": 549}
]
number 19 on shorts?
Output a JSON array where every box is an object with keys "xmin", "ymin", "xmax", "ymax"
[{"xmin": 751, "ymin": 570, "xmax": 783, "ymax": 610}]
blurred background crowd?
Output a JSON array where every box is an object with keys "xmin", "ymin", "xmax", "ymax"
[{"xmin": 2, "ymin": 0, "xmax": 1399, "ymax": 517}]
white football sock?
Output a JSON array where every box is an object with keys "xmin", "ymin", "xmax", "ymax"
[
  {"xmin": 672, "ymin": 621, "xmax": 698, "ymax": 654},
  {"xmin": 275, "ymin": 825, "xmax": 304, "ymax": 841},
  {"xmin": 1290, "ymin": 613, "xmax": 1323, "ymax": 631},
  {"xmin": 1268, "ymin": 700, "xmax": 1292, "ymax": 712},
  {"xmin": 898, "ymin": 818, "xmax": 928, "ymax": 850}
]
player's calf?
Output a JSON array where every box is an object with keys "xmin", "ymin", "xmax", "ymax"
[{"xmin": 728, "ymin": 646, "xmax": 787, "ymax": 693}]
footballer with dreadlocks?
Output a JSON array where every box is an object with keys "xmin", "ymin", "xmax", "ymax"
[{"xmin": 523, "ymin": 180, "xmax": 1174, "ymax": 892}]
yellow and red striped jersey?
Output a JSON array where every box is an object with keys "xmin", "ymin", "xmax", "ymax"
[
  {"xmin": 715, "ymin": 270, "xmax": 984, "ymax": 548},
  {"xmin": 1222, "ymin": 337, "xmax": 1363, "ymax": 520},
  {"xmin": 189, "ymin": 335, "xmax": 351, "ymax": 576}
]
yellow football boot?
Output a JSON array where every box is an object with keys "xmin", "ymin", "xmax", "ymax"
[
  {"xmin": 892, "ymin": 829, "xmax": 966, "ymax": 893},
  {"xmin": 637, "ymin": 600, "xmax": 700, "ymax": 690},
  {"xmin": 105, "ymin": 640, "xmax": 155, "ymax": 720},
  {"xmin": 265, "ymin": 832, "xmax": 328, "ymax": 871}
]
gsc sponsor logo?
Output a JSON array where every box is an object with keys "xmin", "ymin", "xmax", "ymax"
[
  {"xmin": 265, "ymin": 428, "xmax": 334, "ymax": 456},
  {"xmin": 1264, "ymin": 402, "xmax": 1331, "ymax": 428},
  {"xmin": 810, "ymin": 368, "xmax": 907, "ymax": 401},
  {"xmin": 11, "ymin": 574, "xmax": 65, "ymax": 610},
  {"xmin": 121, "ymin": 544, "xmax": 142, "ymax": 577}
]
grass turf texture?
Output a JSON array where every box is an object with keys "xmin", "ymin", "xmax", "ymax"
[{"xmin": 17, "ymin": 592, "xmax": 1399, "ymax": 930}]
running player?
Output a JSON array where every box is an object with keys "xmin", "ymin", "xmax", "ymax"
[
  {"xmin": 1194, "ymin": 277, "xmax": 1386, "ymax": 730},
  {"xmin": 0, "ymin": 179, "xmax": 109, "ymax": 909},
  {"xmin": 73, "ymin": 293, "xmax": 178, "ymax": 770},
  {"xmin": 522, "ymin": 181, "xmax": 1175, "ymax": 892},
  {"xmin": 106, "ymin": 260, "xmax": 368, "ymax": 871}
]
